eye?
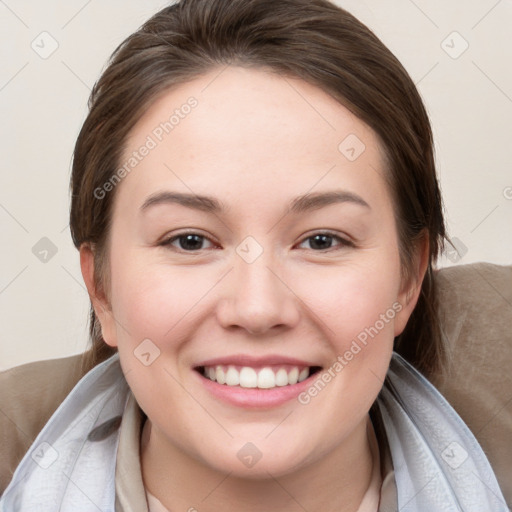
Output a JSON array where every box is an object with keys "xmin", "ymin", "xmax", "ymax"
[
  {"xmin": 159, "ymin": 231, "xmax": 353, "ymax": 253},
  {"xmin": 160, "ymin": 232, "xmax": 216, "ymax": 252},
  {"xmin": 297, "ymin": 232, "xmax": 353, "ymax": 251}
]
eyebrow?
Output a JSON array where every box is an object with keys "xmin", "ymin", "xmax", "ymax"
[{"xmin": 140, "ymin": 189, "xmax": 371, "ymax": 214}]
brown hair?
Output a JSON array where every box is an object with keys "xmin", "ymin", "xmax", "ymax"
[{"xmin": 70, "ymin": 0, "xmax": 448, "ymax": 378}]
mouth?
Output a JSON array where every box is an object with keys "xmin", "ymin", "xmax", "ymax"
[
  {"xmin": 196, "ymin": 364, "xmax": 323, "ymax": 389},
  {"xmin": 193, "ymin": 355, "xmax": 324, "ymax": 408}
]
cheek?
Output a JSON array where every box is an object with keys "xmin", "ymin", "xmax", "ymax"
[
  {"xmin": 301, "ymin": 258, "xmax": 401, "ymax": 342},
  {"xmin": 107, "ymin": 249, "xmax": 189, "ymax": 345},
  {"xmin": 106, "ymin": 257, "xmax": 199, "ymax": 417},
  {"xmin": 294, "ymin": 253, "xmax": 401, "ymax": 401}
]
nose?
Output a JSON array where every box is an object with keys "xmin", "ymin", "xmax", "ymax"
[{"xmin": 216, "ymin": 250, "xmax": 300, "ymax": 335}]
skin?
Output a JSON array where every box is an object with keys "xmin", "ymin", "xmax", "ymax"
[{"xmin": 81, "ymin": 66, "xmax": 428, "ymax": 511}]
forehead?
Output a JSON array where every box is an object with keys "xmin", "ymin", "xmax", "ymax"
[{"xmin": 115, "ymin": 66, "xmax": 390, "ymax": 219}]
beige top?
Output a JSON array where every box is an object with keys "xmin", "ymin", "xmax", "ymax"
[{"xmin": 145, "ymin": 490, "xmax": 170, "ymax": 512}]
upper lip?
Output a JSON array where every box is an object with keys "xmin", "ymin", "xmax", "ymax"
[{"xmin": 195, "ymin": 354, "xmax": 322, "ymax": 368}]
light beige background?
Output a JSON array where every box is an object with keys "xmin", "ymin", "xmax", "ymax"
[{"xmin": 1, "ymin": 0, "xmax": 511, "ymax": 370}]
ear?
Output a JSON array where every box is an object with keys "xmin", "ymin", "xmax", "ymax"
[
  {"xmin": 393, "ymin": 231, "xmax": 429, "ymax": 337},
  {"xmin": 80, "ymin": 243, "xmax": 118, "ymax": 348}
]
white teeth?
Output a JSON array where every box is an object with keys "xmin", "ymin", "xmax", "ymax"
[
  {"xmin": 205, "ymin": 365, "xmax": 312, "ymax": 389},
  {"xmin": 288, "ymin": 368, "xmax": 299, "ymax": 385},
  {"xmin": 298, "ymin": 368, "xmax": 309, "ymax": 382},
  {"xmin": 225, "ymin": 366, "xmax": 240, "ymax": 386},
  {"xmin": 239, "ymin": 367, "xmax": 258, "ymax": 388},
  {"xmin": 257, "ymin": 367, "xmax": 275, "ymax": 389},
  {"xmin": 275, "ymin": 368, "xmax": 289, "ymax": 386},
  {"xmin": 216, "ymin": 366, "xmax": 227, "ymax": 385}
]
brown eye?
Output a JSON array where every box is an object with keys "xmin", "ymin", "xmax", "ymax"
[
  {"xmin": 298, "ymin": 233, "xmax": 353, "ymax": 251},
  {"xmin": 161, "ymin": 233, "xmax": 214, "ymax": 252}
]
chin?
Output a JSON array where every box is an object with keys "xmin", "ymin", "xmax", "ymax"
[{"xmin": 199, "ymin": 439, "xmax": 314, "ymax": 480}]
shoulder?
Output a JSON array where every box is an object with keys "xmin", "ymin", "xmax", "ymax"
[
  {"xmin": 433, "ymin": 261, "xmax": 512, "ymax": 379},
  {"xmin": 433, "ymin": 262, "xmax": 512, "ymax": 371},
  {"xmin": 0, "ymin": 352, "xmax": 90, "ymax": 494},
  {"xmin": 435, "ymin": 260, "xmax": 512, "ymax": 308},
  {"xmin": 431, "ymin": 261, "xmax": 512, "ymax": 504}
]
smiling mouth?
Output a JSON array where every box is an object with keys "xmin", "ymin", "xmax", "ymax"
[{"xmin": 196, "ymin": 365, "xmax": 322, "ymax": 389}]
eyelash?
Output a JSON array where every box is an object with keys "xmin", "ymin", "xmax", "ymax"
[{"xmin": 159, "ymin": 231, "xmax": 354, "ymax": 253}]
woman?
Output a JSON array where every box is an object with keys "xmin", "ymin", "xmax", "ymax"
[{"xmin": 0, "ymin": 0, "xmax": 508, "ymax": 510}]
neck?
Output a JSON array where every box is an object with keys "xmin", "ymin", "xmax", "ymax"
[{"xmin": 140, "ymin": 414, "xmax": 378, "ymax": 512}]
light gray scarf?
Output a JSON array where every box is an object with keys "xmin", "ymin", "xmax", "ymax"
[{"xmin": 0, "ymin": 352, "xmax": 508, "ymax": 511}]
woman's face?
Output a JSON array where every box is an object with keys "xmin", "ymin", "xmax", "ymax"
[{"xmin": 83, "ymin": 66, "xmax": 423, "ymax": 478}]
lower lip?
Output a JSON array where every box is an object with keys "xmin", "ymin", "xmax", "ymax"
[{"xmin": 195, "ymin": 370, "xmax": 318, "ymax": 408}]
